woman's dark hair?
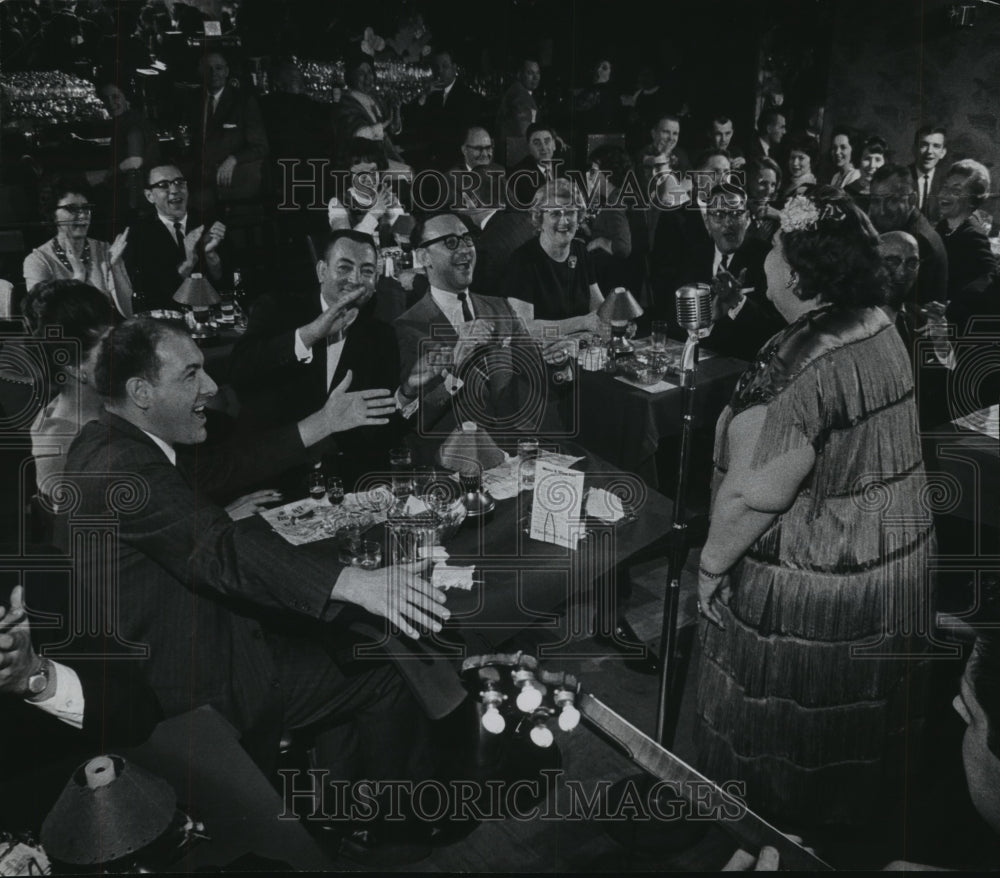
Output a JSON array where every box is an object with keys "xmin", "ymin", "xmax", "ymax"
[
  {"xmin": 784, "ymin": 133, "xmax": 818, "ymax": 168},
  {"xmin": 830, "ymin": 126, "xmax": 862, "ymax": 166},
  {"xmin": 860, "ymin": 135, "xmax": 889, "ymax": 159},
  {"xmin": 745, "ymin": 156, "xmax": 783, "ymax": 193},
  {"xmin": 780, "ymin": 185, "xmax": 887, "ymax": 308},
  {"xmin": 23, "ymin": 279, "xmax": 116, "ymax": 383},
  {"xmin": 343, "ymin": 53, "xmax": 374, "ymax": 89},
  {"xmin": 39, "ymin": 174, "xmax": 92, "ymax": 227},
  {"xmin": 587, "ymin": 144, "xmax": 633, "ymax": 190}
]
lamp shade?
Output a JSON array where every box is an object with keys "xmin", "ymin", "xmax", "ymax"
[
  {"xmin": 173, "ymin": 273, "xmax": 220, "ymax": 308},
  {"xmin": 41, "ymin": 754, "xmax": 176, "ymax": 865},
  {"xmin": 438, "ymin": 421, "xmax": 506, "ymax": 476},
  {"xmin": 597, "ymin": 287, "xmax": 643, "ymax": 323}
]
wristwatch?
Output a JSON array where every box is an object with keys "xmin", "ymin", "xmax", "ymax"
[{"xmin": 26, "ymin": 659, "xmax": 50, "ymax": 697}]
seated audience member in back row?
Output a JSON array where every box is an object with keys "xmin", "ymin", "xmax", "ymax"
[
  {"xmin": 123, "ymin": 165, "xmax": 227, "ymax": 312},
  {"xmin": 507, "ymin": 122, "xmax": 564, "ymax": 211},
  {"xmin": 23, "ymin": 176, "xmax": 131, "ymax": 312}
]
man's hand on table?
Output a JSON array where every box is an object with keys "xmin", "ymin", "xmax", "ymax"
[
  {"xmin": 225, "ymin": 489, "xmax": 283, "ymax": 520},
  {"xmin": 332, "ymin": 559, "xmax": 450, "ymax": 640}
]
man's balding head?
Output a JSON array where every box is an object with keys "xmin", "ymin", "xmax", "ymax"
[{"xmin": 878, "ymin": 231, "xmax": 920, "ymax": 311}]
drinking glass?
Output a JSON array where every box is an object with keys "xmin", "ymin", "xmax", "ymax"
[
  {"xmin": 326, "ymin": 477, "xmax": 345, "ymax": 505},
  {"xmin": 517, "ymin": 438, "xmax": 540, "ymax": 491},
  {"xmin": 389, "ymin": 447, "xmax": 414, "ymax": 500},
  {"xmin": 651, "ymin": 321, "xmax": 669, "ymax": 352},
  {"xmin": 351, "ymin": 540, "xmax": 383, "ymax": 570}
]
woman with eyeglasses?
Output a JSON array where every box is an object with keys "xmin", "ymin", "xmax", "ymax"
[
  {"xmin": 23, "ymin": 176, "xmax": 132, "ymax": 314},
  {"xmin": 501, "ymin": 178, "xmax": 604, "ymax": 334}
]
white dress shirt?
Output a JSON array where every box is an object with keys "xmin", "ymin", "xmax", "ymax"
[
  {"xmin": 430, "ymin": 285, "xmax": 476, "ymax": 330},
  {"xmin": 294, "ymin": 294, "xmax": 346, "ymax": 390},
  {"xmin": 30, "ymin": 661, "xmax": 84, "ymax": 729},
  {"xmin": 917, "ymin": 167, "xmax": 937, "ymax": 209}
]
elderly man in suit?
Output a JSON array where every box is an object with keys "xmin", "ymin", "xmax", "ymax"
[
  {"xmin": 122, "ymin": 164, "xmax": 226, "ymax": 311},
  {"xmin": 190, "ymin": 51, "xmax": 269, "ymax": 211},
  {"xmin": 394, "ymin": 212, "xmax": 565, "ymax": 449},
  {"xmin": 230, "ymin": 229, "xmax": 440, "ymax": 490},
  {"xmin": 445, "ymin": 126, "xmax": 506, "ymax": 211},
  {"xmin": 65, "ymin": 317, "xmax": 462, "ymax": 803}
]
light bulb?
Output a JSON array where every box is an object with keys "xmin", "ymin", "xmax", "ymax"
[
  {"xmin": 558, "ymin": 704, "xmax": 581, "ymax": 731},
  {"xmin": 529, "ymin": 722, "xmax": 554, "ymax": 748},
  {"xmin": 516, "ymin": 683, "xmax": 543, "ymax": 712},
  {"xmin": 481, "ymin": 704, "xmax": 505, "ymax": 735}
]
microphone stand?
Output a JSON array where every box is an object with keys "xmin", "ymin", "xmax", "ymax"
[
  {"xmin": 600, "ymin": 326, "xmax": 712, "ymax": 861},
  {"xmin": 655, "ymin": 329, "xmax": 702, "ymax": 747}
]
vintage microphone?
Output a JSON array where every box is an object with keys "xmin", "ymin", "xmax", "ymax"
[{"xmin": 655, "ymin": 283, "xmax": 714, "ymax": 746}]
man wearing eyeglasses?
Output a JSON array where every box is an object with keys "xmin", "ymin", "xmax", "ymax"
[
  {"xmin": 395, "ymin": 212, "xmax": 560, "ymax": 445},
  {"xmin": 445, "ymin": 126, "xmax": 507, "ymax": 212},
  {"xmin": 122, "ymin": 165, "xmax": 227, "ymax": 311},
  {"xmin": 652, "ymin": 185, "xmax": 781, "ymax": 361}
]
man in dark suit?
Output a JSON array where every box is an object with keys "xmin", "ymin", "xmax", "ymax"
[
  {"xmin": 229, "ymin": 230, "xmax": 437, "ymax": 491},
  {"xmin": 395, "ymin": 212, "xmax": 563, "ymax": 449},
  {"xmin": 908, "ymin": 125, "xmax": 948, "ymax": 224},
  {"xmin": 190, "ymin": 51, "xmax": 269, "ymax": 211},
  {"xmin": 64, "ymin": 318, "xmax": 461, "ymax": 786},
  {"xmin": 651, "ymin": 184, "xmax": 781, "ymax": 361},
  {"xmin": 123, "ymin": 164, "xmax": 226, "ymax": 311},
  {"xmin": 707, "ymin": 115, "xmax": 745, "ymax": 169},
  {"xmin": 870, "ymin": 164, "xmax": 949, "ymax": 305},
  {"xmin": 747, "ymin": 108, "xmax": 786, "ymax": 163},
  {"xmin": 507, "ymin": 122, "xmax": 565, "ymax": 211},
  {"xmin": 445, "ymin": 126, "xmax": 506, "ymax": 211},
  {"xmin": 410, "ymin": 50, "xmax": 483, "ymax": 171}
]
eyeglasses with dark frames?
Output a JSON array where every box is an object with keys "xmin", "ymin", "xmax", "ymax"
[
  {"xmin": 418, "ymin": 232, "xmax": 476, "ymax": 251},
  {"xmin": 147, "ymin": 177, "xmax": 188, "ymax": 191}
]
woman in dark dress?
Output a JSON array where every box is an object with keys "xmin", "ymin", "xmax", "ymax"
[
  {"xmin": 502, "ymin": 178, "xmax": 604, "ymax": 334},
  {"xmin": 936, "ymin": 159, "xmax": 997, "ymax": 326}
]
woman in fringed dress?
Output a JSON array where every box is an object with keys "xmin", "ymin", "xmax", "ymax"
[{"xmin": 694, "ymin": 186, "xmax": 933, "ymax": 833}]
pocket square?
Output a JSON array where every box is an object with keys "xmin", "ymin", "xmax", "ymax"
[{"xmin": 222, "ymin": 123, "xmax": 237, "ymax": 129}]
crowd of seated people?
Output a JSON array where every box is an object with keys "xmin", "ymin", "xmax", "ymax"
[{"xmin": 3, "ymin": 12, "xmax": 1000, "ymax": 871}]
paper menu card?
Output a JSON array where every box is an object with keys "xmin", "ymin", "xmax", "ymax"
[{"xmin": 529, "ymin": 459, "xmax": 585, "ymax": 547}]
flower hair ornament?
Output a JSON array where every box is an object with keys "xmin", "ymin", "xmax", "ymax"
[{"xmin": 779, "ymin": 194, "xmax": 846, "ymax": 233}]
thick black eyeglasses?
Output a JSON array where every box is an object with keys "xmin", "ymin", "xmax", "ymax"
[
  {"xmin": 418, "ymin": 232, "xmax": 475, "ymax": 251},
  {"xmin": 147, "ymin": 177, "xmax": 188, "ymax": 191}
]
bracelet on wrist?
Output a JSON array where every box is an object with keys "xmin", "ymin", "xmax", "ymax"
[{"xmin": 698, "ymin": 565, "xmax": 727, "ymax": 581}]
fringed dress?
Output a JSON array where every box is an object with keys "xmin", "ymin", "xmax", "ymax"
[{"xmin": 695, "ymin": 304, "xmax": 933, "ymax": 829}]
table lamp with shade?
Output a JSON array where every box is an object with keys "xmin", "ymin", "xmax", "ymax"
[
  {"xmin": 438, "ymin": 422, "xmax": 504, "ymax": 517},
  {"xmin": 597, "ymin": 287, "xmax": 643, "ymax": 356},
  {"xmin": 173, "ymin": 273, "xmax": 220, "ymax": 339}
]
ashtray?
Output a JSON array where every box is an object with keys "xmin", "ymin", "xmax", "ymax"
[{"xmin": 617, "ymin": 351, "xmax": 672, "ymax": 385}]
